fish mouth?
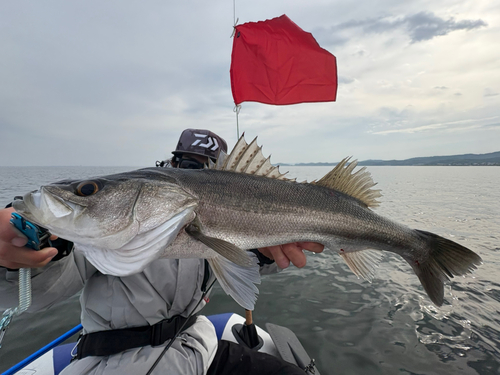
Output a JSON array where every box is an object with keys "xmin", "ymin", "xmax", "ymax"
[
  {"xmin": 12, "ymin": 192, "xmax": 40, "ymax": 221},
  {"xmin": 13, "ymin": 188, "xmax": 78, "ymax": 224},
  {"xmin": 12, "ymin": 196, "xmax": 29, "ymax": 215}
]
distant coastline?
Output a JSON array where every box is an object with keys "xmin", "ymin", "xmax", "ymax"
[{"xmin": 280, "ymin": 151, "xmax": 500, "ymax": 166}]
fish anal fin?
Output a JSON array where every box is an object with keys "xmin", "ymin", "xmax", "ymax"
[
  {"xmin": 339, "ymin": 250, "xmax": 381, "ymax": 282},
  {"xmin": 314, "ymin": 157, "xmax": 382, "ymax": 208}
]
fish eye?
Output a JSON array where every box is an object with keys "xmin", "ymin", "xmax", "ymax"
[{"xmin": 76, "ymin": 181, "xmax": 100, "ymax": 197}]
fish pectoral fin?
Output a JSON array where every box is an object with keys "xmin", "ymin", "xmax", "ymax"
[
  {"xmin": 185, "ymin": 224, "xmax": 254, "ymax": 268},
  {"xmin": 339, "ymin": 250, "xmax": 381, "ymax": 282},
  {"xmin": 207, "ymin": 255, "xmax": 260, "ymax": 311}
]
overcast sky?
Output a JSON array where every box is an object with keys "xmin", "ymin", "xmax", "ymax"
[{"xmin": 1, "ymin": 0, "xmax": 498, "ymax": 166}]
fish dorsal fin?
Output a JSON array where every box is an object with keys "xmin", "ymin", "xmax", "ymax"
[
  {"xmin": 221, "ymin": 135, "xmax": 250, "ymax": 171},
  {"xmin": 212, "ymin": 134, "xmax": 294, "ymax": 181},
  {"xmin": 210, "ymin": 150, "xmax": 228, "ymax": 170},
  {"xmin": 254, "ymin": 155, "xmax": 274, "ymax": 176},
  {"xmin": 233, "ymin": 137, "xmax": 261, "ymax": 173},
  {"xmin": 314, "ymin": 157, "xmax": 382, "ymax": 208}
]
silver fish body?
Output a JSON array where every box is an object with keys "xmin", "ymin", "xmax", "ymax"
[
  {"xmin": 170, "ymin": 168, "xmax": 420, "ymax": 254},
  {"xmin": 13, "ymin": 159, "xmax": 482, "ymax": 310},
  {"xmin": 161, "ymin": 167, "xmax": 482, "ymax": 307}
]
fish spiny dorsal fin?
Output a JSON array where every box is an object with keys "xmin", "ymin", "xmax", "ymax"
[
  {"xmin": 233, "ymin": 137, "xmax": 261, "ymax": 173},
  {"xmin": 254, "ymin": 155, "xmax": 274, "ymax": 176},
  {"xmin": 221, "ymin": 135, "xmax": 249, "ymax": 171},
  {"xmin": 266, "ymin": 168, "xmax": 290, "ymax": 180},
  {"xmin": 242, "ymin": 144, "xmax": 264, "ymax": 173},
  {"xmin": 213, "ymin": 150, "xmax": 228, "ymax": 170},
  {"xmin": 254, "ymin": 155, "xmax": 294, "ymax": 181},
  {"xmin": 313, "ymin": 157, "xmax": 382, "ymax": 208},
  {"xmin": 213, "ymin": 134, "xmax": 295, "ymax": 181}
]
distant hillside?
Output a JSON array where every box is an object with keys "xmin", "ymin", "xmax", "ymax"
[{"xmin": 281, "ymin": 151, "xmax": 500, "ymax": 166}]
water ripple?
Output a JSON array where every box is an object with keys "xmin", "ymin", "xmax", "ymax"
[{"xmin": 1, "ymin": 166, "xmax": 500, "ymax": 374}]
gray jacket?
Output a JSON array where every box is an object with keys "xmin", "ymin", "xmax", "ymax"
[
  {"xmin": 0, "ymin": 250, "xmax": 279, "ymax": 374},
  {"xmin": 1, "ymin": 251, "xmax": 217, "ymax": 375}
]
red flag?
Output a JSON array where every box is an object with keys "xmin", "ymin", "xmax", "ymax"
[{"xmin": 230, "ymin": 14, "xmax": 337, "ymax": 106}]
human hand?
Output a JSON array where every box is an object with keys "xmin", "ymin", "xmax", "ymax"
[
  {"xmin": 0, "ymin": 207, "xmax": 58, "ymax": 269},
  {"xmin": 258, "ymin": 242, "xmax": 324, "ymax": 269}
]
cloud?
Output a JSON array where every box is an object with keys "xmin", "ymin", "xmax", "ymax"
[
  {"xmin": 338, "ymin": 76, "xmax": 355, "ymax": 84},
  {"xmin": 371, "ymin": 116, "xmax": 500, "ymax": 135},
  {"xmin": 484, "ymin": 88, "xmax": 499, "ymax": 97},
  {"xmin": 372, "ymin": 123, "xmax": 446, "ymax": 135},
  {"xmin": 485, "ymin": 123, "xmax": 500, "ymax": 128},
  {"xmin": 0, "ymin": 1, "xmax": 498, "ymax": 165},
  {"xmin": 317, "ymin": 11, "xmax": 486, "ymax": 45},
  {"xmin": 310, "ymin": 29, "xmax": 349, "ymax": 47},
  {"xmin": 404, "ymin": 12, "xmax": 487, "ymax": 42}
]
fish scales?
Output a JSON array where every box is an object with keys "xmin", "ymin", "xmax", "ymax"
[
  {"xmin": 12, "ymin": 138, "xmax": 482, "ymax": 310},
  {"xmin": 166, "ymin": 167, "xmax": 424, "ymax": 257}
]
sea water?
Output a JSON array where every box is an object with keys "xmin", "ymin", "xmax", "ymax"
[{"xmin": 0, "ymin": 166, "xmax": 499, "ymax": 374}]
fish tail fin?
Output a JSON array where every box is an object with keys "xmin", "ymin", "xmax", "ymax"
[
  {"xmin": 409, "ymin": 230, "xmax": 482, "ymax": 306},
  {"xmin": 207, "ymin": 254, "xmax": 261, "ymax": 311}
]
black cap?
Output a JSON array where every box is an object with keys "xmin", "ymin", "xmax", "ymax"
[{"xmin": 172, "ymin": 129, "xmax": 228, "ymax": 161}]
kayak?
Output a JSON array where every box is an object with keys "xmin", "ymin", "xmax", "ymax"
[{"xmin": 2, "ymin": 313, "xmax": 319, "ymax": 375}]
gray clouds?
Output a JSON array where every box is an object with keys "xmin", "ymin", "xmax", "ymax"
[
  {"xmin": 484, "ymin": 88, "xmax": 499, "ymax": 97},
  {"xmin": 0, "ymin": 1, "xmax": 498, "ymax": 166},
  {"xmin": 315, "ymin": 11, "xmax": 487, "ymax": 46},
  {"xmin": 404, "ymin": 12, "xmax": 486, "ymax": 42}
]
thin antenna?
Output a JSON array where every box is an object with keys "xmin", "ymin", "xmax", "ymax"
[
  {"xmin": 234, "ymin": 105, "xmax": 241, "ymax": 139},
  {"xmin": 233, "ymin": 0, "xmax": 240, "ymax": 139}
]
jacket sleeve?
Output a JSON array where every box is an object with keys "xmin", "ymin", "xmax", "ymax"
[{"xmin": 0, "ymin": 250, "xmax": 97, "ymax": 312}]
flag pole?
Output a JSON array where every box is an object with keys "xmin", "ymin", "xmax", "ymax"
[
  {"xmin": 234, "ymin": 104, "xmax": 241, "ymax": 139},
  {"xmin": 233, "ymin": 0, "xmax": 240, "ymax": 139}
]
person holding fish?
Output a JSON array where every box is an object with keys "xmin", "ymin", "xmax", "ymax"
[{"xmin": 0, "ymin": 128, "xmax": 324, "ymax": 375}]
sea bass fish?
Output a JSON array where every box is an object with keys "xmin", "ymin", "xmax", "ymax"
[{"xmin": 12, "ymin": 137, "xmax": 482, "ymax": 310}]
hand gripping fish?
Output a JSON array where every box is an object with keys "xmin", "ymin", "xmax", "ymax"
[{"xmin": 13, "ymin": 137, "xmax": 482, "ymax": 310}]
